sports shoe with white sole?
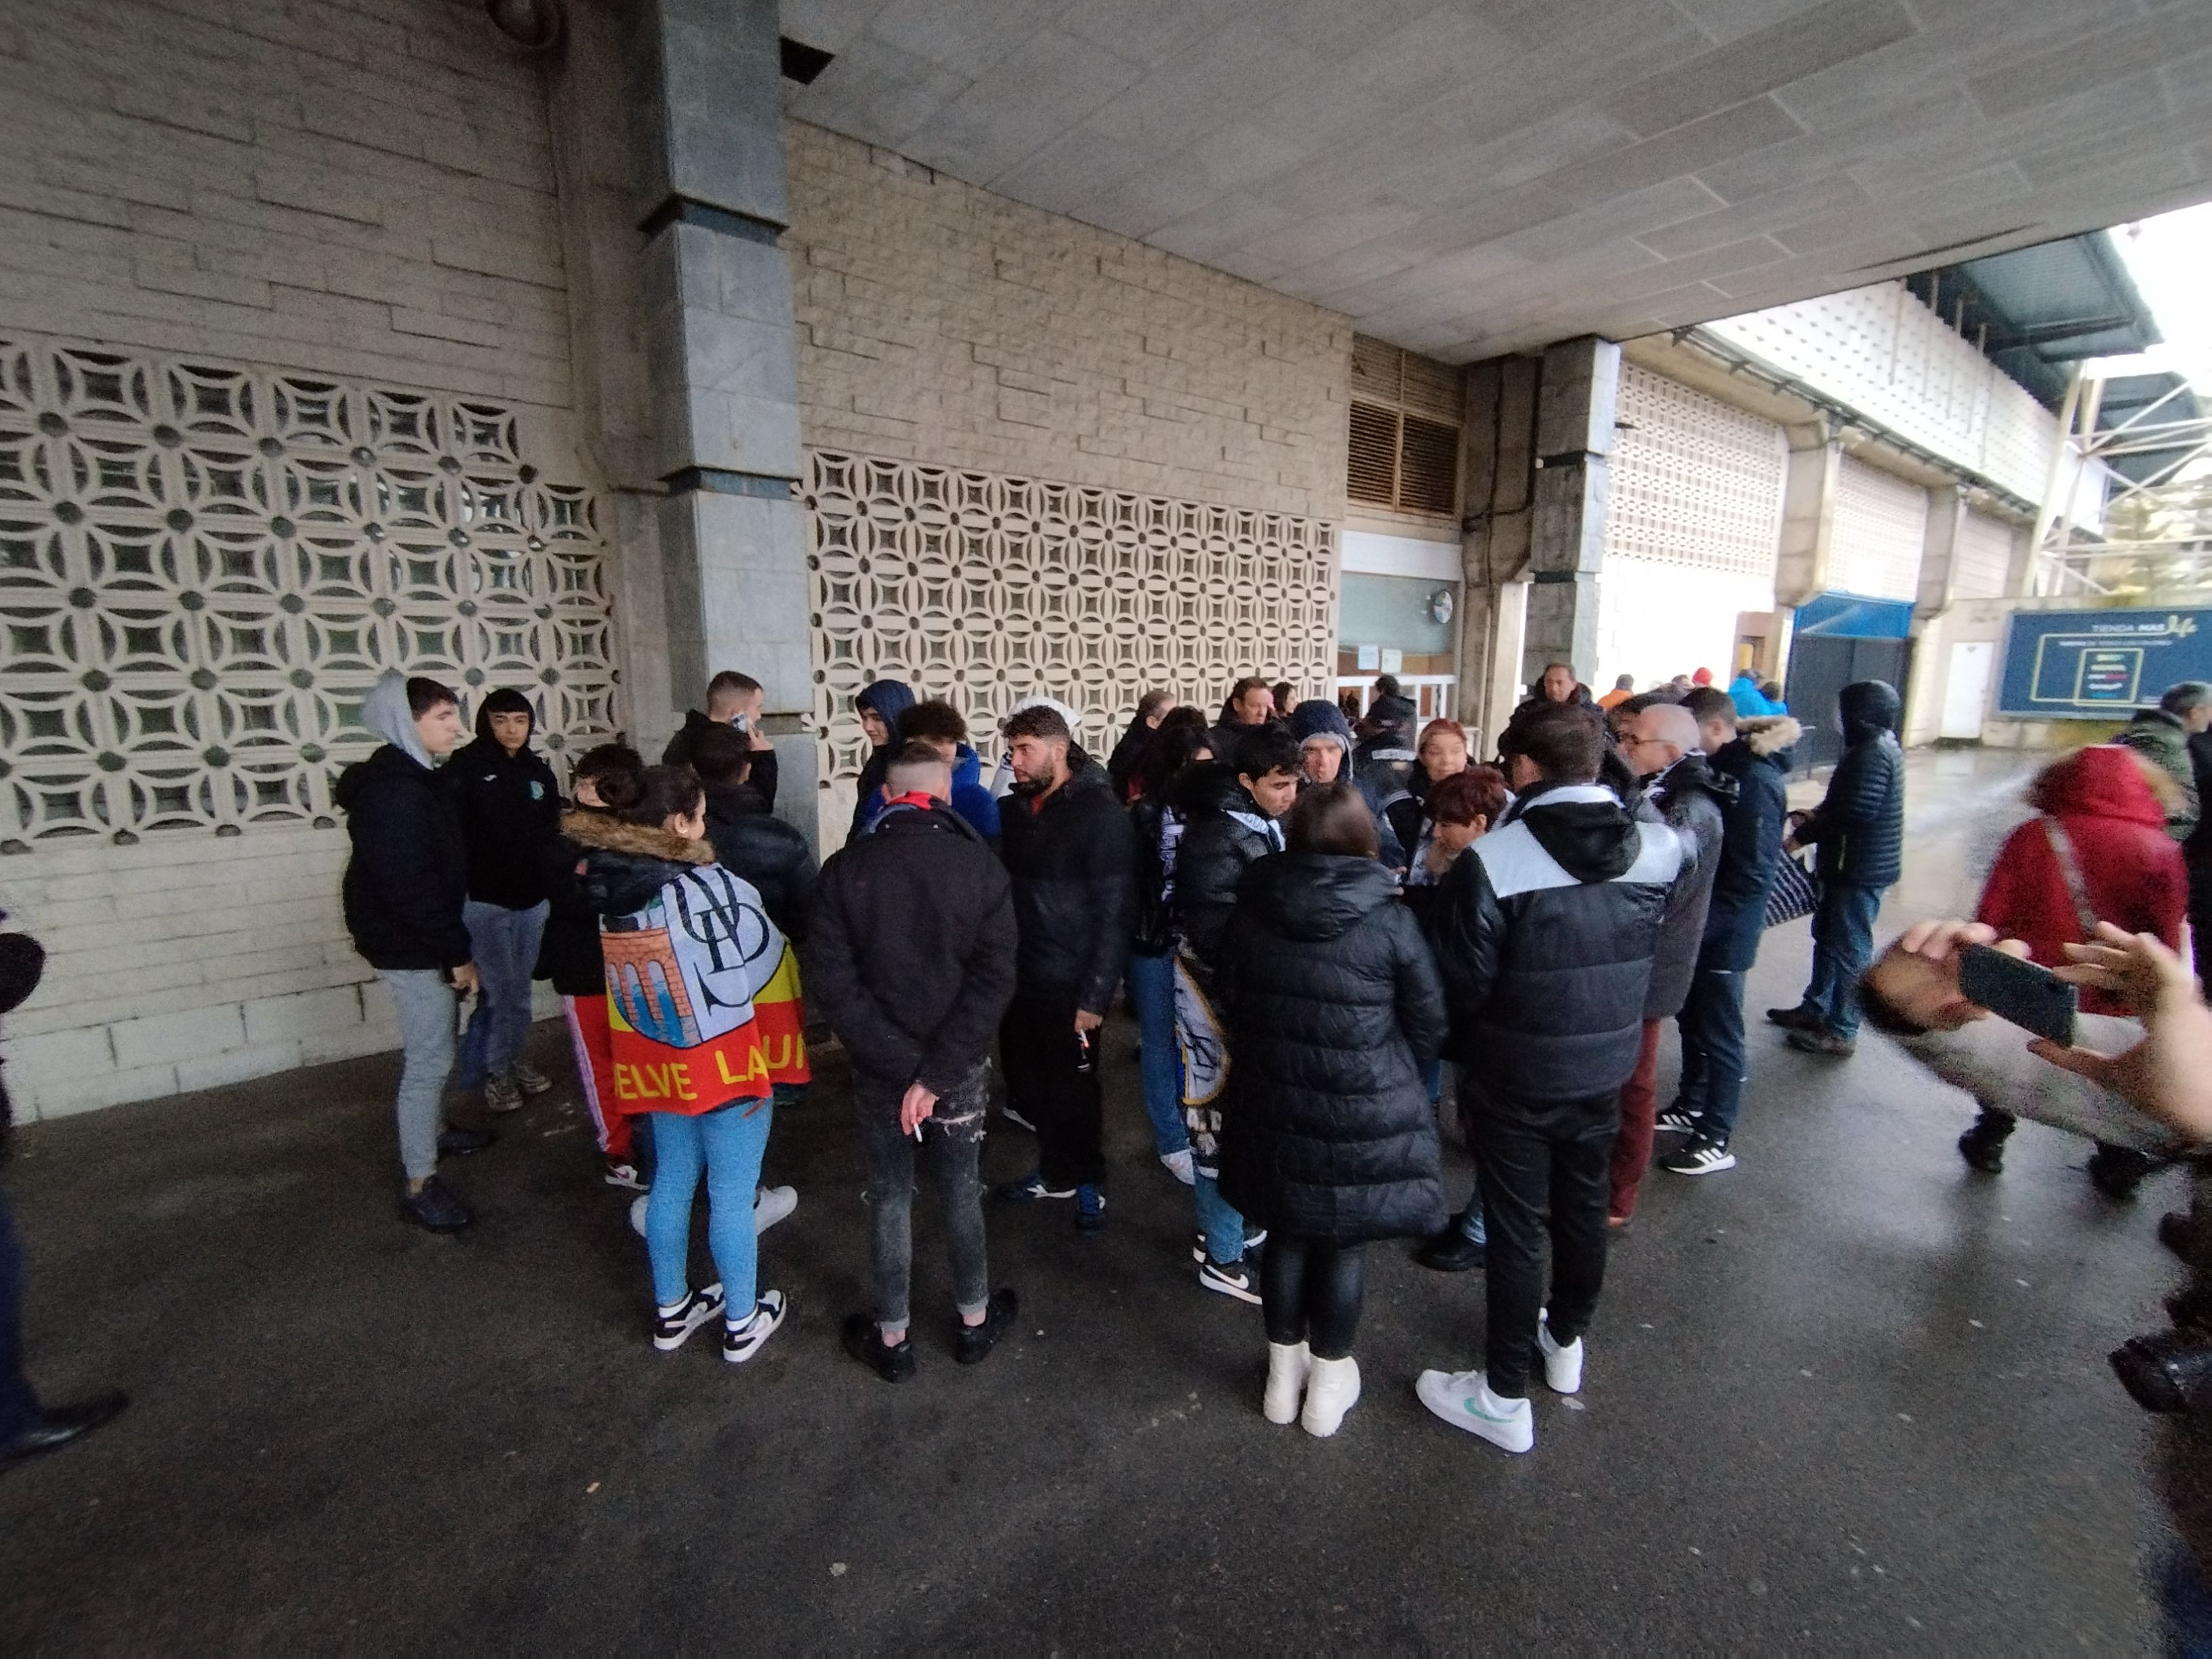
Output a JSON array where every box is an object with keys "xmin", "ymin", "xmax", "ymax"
[
  {"xmin": 1198, "ymin": 1258, "xmax": 1262, "ymax": 1305},
  {"xmin": 1535, "ymin": 1311, "xmax": 1583, "ymax": 1395},
  {"xmin": 603, "ymin": 1158, "xmax": 645, "ymax": 1191},
  {"xmin": 483, "ymin": 1072, "xmax": 523, "ymax": 1113},
  {"xmin": 1415, "ymin": 1368, "xmax": 1534, "ymax": 1453},
  {"xmin": 723, "ymin": 1290, "xmax": 786, "ymax": 1364},
  {"xmin": 754, "ymin": 1184, "xmax": 798, "ymax": 1233},
  {"xmin": 1160, "ymin": 1148, "xmax": 1196, "ymax": 1185},
  {"xmin": 652, "ymin": 1283, "xmax": 725, "ymax": 1352},
  {"xmin": 997, "ymin": 1172, "xmax": 1076, "ymax": 1202},
  {"xmin": 512, "ymin": 1061, "xmax": 554, "ymax": 1096},
  {"xmin": 1661, "ymin": 1136, "xmax": 1737, "ymax": 1177},
  {"xmin": 1002, "ymin": 1105, "xmax": 1037, "ymax": 1133},
  {"xmin": 1654, "ymin": 1107, "xmax": 1700, "ymax": 1137}
]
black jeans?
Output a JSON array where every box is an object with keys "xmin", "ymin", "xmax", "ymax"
[
  {"xmin": 1675, "ymin": 967, "xmax": 1748, "ymax": 1141},
  {"xmin": 854, "ymin": 1062, "xmax": 991, "ymax": 1333},
  {"xmin": 1000, "ymin": 995, "xmax": 1105, "ymax": 1190},
  {"xmin": 0, "ymin": 1182, "xmax": 40, "ymax": 1441},
  {"xmin": 1261, "ymin": 1237, "xmax": 1366, "ymax": 1359},
  {"xmin": 1469, "ymin": 1086, "xmax": 1618, "ymax": 1399}
]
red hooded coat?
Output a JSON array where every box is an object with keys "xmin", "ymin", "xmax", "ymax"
[{"xmin": 1975, "ymin": 745, "xmax": 2186, "ymax": 1015}]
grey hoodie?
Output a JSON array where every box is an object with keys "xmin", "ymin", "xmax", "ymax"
[{"xmin": 361, "ymin": 669, "xmax": 432, "ymax": 768}]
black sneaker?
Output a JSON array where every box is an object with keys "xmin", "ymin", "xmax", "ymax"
[
  {"xmin": 2087, "ymin": 1143, "xmax": 2163, "ymax": 1202},
  {"xmin": 653, "ymin": 1283, "xmax": 726, "ymax": 1352},
  {"xmin": 1786, "ymin": 1028, "xmax": 1856, "ymax": 1057},
  {"xmin": 437, "ymin": 1123, "xmax": 494, "ymax": 1157},
  {"xmin": 0, "ymin": 1391, "xmax": 130, "ymax": 1470},
  {"xmin": 1660, "ymin": 1136, "xmax": 1736, "ymax": 1176},
  {"xmin": 956, "ymin": 1288, "xmax": 1019, "ymax": 1365},
  {"xmin": 2158, "ymin": 1211, "xmax": 2198, "ymax": 1261},
  {"xmin": 1198, "ymin": 1259, "xmax": 1262, "ymax": 1305},
  {"xmin": 1416, "ymin": 1231, "xmax": 1485, "ymax": 1273},
  {"xmin": 1654, "ymin": 1107, "xmax": 1700, "ymax": 1138},
  {"xmin": 842, "ymin": 1313, "xmax": 917, "ymax": 1382},
  {"xmin": 400, "ymin": 1174, "xmax": 472, "ymax": 1232},
  {"xmin": 996, "ymin": 1172, "xmax": 1076, "ymax": 1202},
  {"xmin": 1766, "ymin": 1004, "xmax": 1824, "ymax": 1031},
  {"xmin": 1958, "ymin": 1113, "xmax": 2012, "ymax": 1173}
]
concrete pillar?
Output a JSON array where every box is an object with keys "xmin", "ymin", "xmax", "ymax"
[
  {"xmin": 1903, "ymin": 483, "xmax": 1968, "ymax": 744},
  {"xmin": 1773, "ymin": 419, "xmax": 1840, "ymax": 610},
  {"xmin": 1521, "ymin": 337, "xmax": 1619, "ymax": 692},
  {"xmin": 1457, "ymin": 354, "xmax": 1540, "ymax": 750},
  {"xmin": 634, "ymin": 0, "xmax": 817, "ymax": 840}
]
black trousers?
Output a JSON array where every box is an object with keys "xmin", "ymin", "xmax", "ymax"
[
  {"xmin": 1261, "ymin": 1237, "xmax": 1366, "ymax": 1359},
  {"xmin": 1, "ymin": 1181, "xmax": 40, "ymax": 1441},
  {"xmin": 1000, "ymin": 994, "xmax": 1105, "ymax": 1190},
  {"xmin": 1469, "ymin": 1086, "xmax": 1618, "ymax": 1398}
]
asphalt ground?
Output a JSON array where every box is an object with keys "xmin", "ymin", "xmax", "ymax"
[{"xmin": 1, "ymin": 747, "xmax": 2189, "ymax": 1652}]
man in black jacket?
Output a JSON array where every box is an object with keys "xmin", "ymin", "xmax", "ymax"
[
  {"xmin": 693, "ymin": 722, "xmax": 817, "ymax": 943},
  {"xmin": 448, "ymin": 687, "xmax": 562, "ymax": 1113},
  {"xmin": 806, "ymin": 743, "xmax": 1021, "ymax": 1382},
  {"xmin": 994, "ymin": 703, "xmax": 1136, "ymax": 1233},
  {"xmin": 1354, "ymin": 676, "xmax": 1419, "ymax": 813},
  {"xmin": 1769, "ymin": 679, "xmax": 1905, "ymax": 1057},
  {"xmin": 1172, "ymin": 724, "xmax": 1300, "ymax": 1303},
  {"xmin": 337, "ymin": 670, "xmax": 486, "ymax": 1232},
  {"xmin": 1607, "ymin": 700, "xmax": 1726, "ymax": 1222},
  {"xmin": 1208, "ymin": 676, "xmax": 1277, "ymax": 770},
  {"xmin": 663, "ymin": 670, "xmax": 779, "ymax": 811},
  {"xmin": 1660, "ymin": 693, "xmax": 1799, "ymax": 1176},
  {"xmin": 1416, "ymin": 701, "xmax": 1687, "ymax": 1454}
]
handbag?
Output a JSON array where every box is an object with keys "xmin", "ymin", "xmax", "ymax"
[{"xmin": 1765, "ymin": 853, "xmax": 1817, "ymax": 928}]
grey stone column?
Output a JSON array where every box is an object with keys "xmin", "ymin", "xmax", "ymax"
[
  {"xmin": 1773, "ymin": 418, "xmax": 1841, "ymax": 609},
  {"xmin": 1521, "ymin": 337, "xmax": 1619, "ymax": 691},
  {"xmin": 635, "ymin": 0, "xmax": 817, "ymax": 840}
]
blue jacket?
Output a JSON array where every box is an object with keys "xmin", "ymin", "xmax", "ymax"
[
  {"xmin": 1728, "ymin": 673, "xmax": 1777, "ymax": 718},
  {"xmin": 1698, "ymin": 716, "xmax": 1800, "ymax": 971},
  {"xmin": 857, "ymin": 742, "xmax": 1001, "ymax": 848}
]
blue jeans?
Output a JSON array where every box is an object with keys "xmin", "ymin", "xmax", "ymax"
[
  {"xmin": 644, "ymin": 1100, "xmax": 773, "ymax": 1310},
  {"xmin": 1676, "ymin": 967, "xmax": 1748, "ymax": 1141},
  {"xmin": 462, "ymin": 899, "xmax": 549, "ymax": 1076},
  {"xmin": 0, "ymin": 1183, "xmax": 41, "ymax": 1442},
  {"xmin": 1194, "ymin": 1170, "xmax": 1246, "ymax": 1267},
  {"xmin": 1802, "ymin": 881, "xmax": 1884, "ymax": 1040},
  {"xmin": 1126, "ymin": 951, "xmax": 1190, "ymax": 1158}
]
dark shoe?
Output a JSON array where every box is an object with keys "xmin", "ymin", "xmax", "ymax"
[
  {"xmin": 400, "ymin": 1174, "xmax": 471, "ymax": 1231},
  {"xmin": 1075, "ymin": 1185, "xmax": 1107, "ymax": 1234},
  {"xmin": 955, "ymin": 1288, "xmax": 1019, "ymax": 1365},
  {"xmin": 1767, "ymin": 1004, "xmax": 1824, "ymax": 1031},
  {"xmin": 1660, "ymin": 1136, "xmax": 1736, "ymax": 1176},
  {"xmin": 2111, "ymin": 1329, "xmax": 2212, "ymax": 1413},
  {"xmin": 1957, "ymin": 1118, "xmax": 2011, "ymax": 1174},
  {"xmin": 2158, "ymin": 1211, "xmax": 2198, "ymax": 1261},
  {"xmin": 437, "ymin": 1123, "xmax": 494, "ymax": 1157},
  {"xmin": 2087, "ymin": 1143, "xmax": 2163, "ymax": 1202},
  {"xmin": 996, "ymin": 1172, "xmax": 1076, "ymax": 1202},
  {"xmin": 1416, "ymin": 1231, "xmax": 1486, "ymax": 1273},
  {"xmin": 1655, "ymin": 1107, "xmax": 1700, "ymax": 1138},
  {"xmin": 2166, "ymin": 1283, "xmax": 2212, "ymax": 1336},
  {"xmin": 842, "ymin": 1313, "xmax": 916, "ymax": 1382},
  {"xmin": 1786, "ymin": 1028, "xmax": 1856, "ymax": 1057},
  {"xmin": 0, "ymin": 1392, "xmax": 129, "ymax": 1470},
  {"xmin": 1197, "ymin": 1258, "xmax": 1262, "ymax": 1305},
  {"xmin": 1606, "ymin": 1213, "xmax": 1633, "ymax": 1237}
]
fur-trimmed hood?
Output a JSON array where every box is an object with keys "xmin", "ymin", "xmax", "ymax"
[
  {"xmin": 564, "ymin": 808, "xmax": 715, "ymax": 919},
  {"xmin": 1738, "ymin": 716, "xmax": 1801, "ymax": 758}
]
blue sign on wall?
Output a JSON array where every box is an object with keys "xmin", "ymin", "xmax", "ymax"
[{"xmin": 1997, "ymin": 609, "xmax": 2212, "ymax": 718}]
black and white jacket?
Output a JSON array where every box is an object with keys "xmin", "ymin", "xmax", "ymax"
[{"xmin": 1428, "ymin": 781, "xmax": 1687, "ymax": 1103}]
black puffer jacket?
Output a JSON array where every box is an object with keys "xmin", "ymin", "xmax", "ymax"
[
  {"xmin": 535, "ymin": 811, "xmax": 607, "ymax": 996},
  {"xmin": 445, "ymin": 727, "xmax": 562, "ymax": 910},
  {"xmin": 1701, "ymin": 716, "xmax": 1799, "ymax": 971},
  {"xmin": 703, "ymin": 779, "xmax": 817, "ymax": 943},
  {"xmin": 337, "ymin": 745, "xmax": 472, "ymax": 971},
  {"xmin": 1428, "ymin": 781, "xmax": 1687, "ymax": 1101},
  {"xmin": 804, "ymin": 801, "xmax": 1017, "ymax": 1091},
  {"xmin": 663, "ymin": 709, "xmax": 778, "ymax": 813},
  {"xmin": 1128, "ymin": 791, "xmax": 1182, "ymax": 957},
  {"xmin": 566, "ymin": 811, "xmax": 716, "ymax": 920},
  {"xmin": 1795, "ymin": 680, "xmax": 1904, "ymax": 888},
  {"xmin": 1216, "ymin": 854, "xmax": 1449, "ymax": 1244},
  {"xmin": 999, "ymin": 757, "xmax": 1136, "ymax": 1012},
  {"xmin": 1640, "ymin": 752, "xmax": 1729, "ymax": 1019},
  {"xmin": 1170, "ymin": 763, "xmax": 1282, "ymax": 971}
]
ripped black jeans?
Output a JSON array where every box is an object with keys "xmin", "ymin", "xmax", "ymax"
[{"xmin": 855, "ymin": 1060, "xmax": 992, "ymax": 1334}]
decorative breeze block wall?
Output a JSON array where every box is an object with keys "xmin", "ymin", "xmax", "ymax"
[
  {"xmin": 1605, "ymin": 365, "xmax": 1787, "ymax": 577},
  {"xmin": 0, "ymin": 333, "xmax": 618, "ymax": 847},
  {"xmin": 804, "ymin": 449, "xmax": 1336, "ymax": 817}
]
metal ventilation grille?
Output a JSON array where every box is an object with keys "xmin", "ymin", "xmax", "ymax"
[{"xmin": 1347, "ymin": 333, "xmax": 1462, "ymax": 516}]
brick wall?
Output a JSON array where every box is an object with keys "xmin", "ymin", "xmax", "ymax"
[
  {"xmin": 0, "ymin": 0, "xmax": 576, "ymax": 1121},
  {"xmin": 784, "ymin": 121, "xmax": 1350, "ymax": 525}
]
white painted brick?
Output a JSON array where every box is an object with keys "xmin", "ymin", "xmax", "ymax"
[
  {"xmin": 300, "ymin": 1019, "xmax": 401, "ymax": 1067},
  {"xmin": 243, "ymin": 984, "xmax": 365, "ymax": 1046},
  {"xmin": 110, "ymin": 1002, "xmax": 247, "ymax": 1070},
  {"xmin": 1, "ymin": 1023, "xmax": 117, "ymax": 1086},
  {"xmin": 29, "ymin": 1061, "xmax": 179, "ymax": 1120},
  {"xmin": 174, "ymin": 1038, "xmax": 304, "ymax": 1094}
]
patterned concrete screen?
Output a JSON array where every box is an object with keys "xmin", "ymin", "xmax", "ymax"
[
  {"xmin": 0, "ymin": 333, "xmax": 619, "ymax": 846},
  {"xmin": 802, "ymin": 448, "xmax": 1337, "ymax": 798}
]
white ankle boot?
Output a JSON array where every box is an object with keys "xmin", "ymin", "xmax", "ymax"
[
  {"xmin": 1263, "ymin": 1340, "xmax": 1311, "ymax": 1425},
  {"xmin": 1300, "ymin": 1353, "xmax": 1361, "ymax": 1437}
]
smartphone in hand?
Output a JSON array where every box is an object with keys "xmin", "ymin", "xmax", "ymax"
[{"xmin": 1959, "ymin": 944, "xmax": 2077, "ymax": 1046}]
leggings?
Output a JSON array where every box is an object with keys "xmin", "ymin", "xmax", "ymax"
[
  {"xmin": 1260, "ymin": 1237, "xmax": 1366, "ymax": 1360},
  {"xmin": 644, "ymin": 1099, "xmax": 773, "ymax": 1311}
]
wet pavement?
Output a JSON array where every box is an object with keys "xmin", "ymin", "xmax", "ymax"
[{"xmin": 1, "ymin": 745, "xmax": 2188, "ymax": 1651}]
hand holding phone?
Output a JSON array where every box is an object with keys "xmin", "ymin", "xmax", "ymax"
[{"xmin": 1959, "ymin": 944, "xmax": 2077, "ymax": 1046}]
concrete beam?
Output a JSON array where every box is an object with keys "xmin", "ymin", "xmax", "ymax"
[{"xmin": 1774, "ymin": 417, "xmax": 1839, "ymax": 610}]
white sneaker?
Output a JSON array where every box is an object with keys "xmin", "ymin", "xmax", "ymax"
[
  {"xmin": 1263, "ymin": 1340, "xmax": 1311, "ymax": 1425},
  {"xmin": 629, "ymin": 1193, "xmax": 649, "ymax": 1237},
  {"xmin": 1301, "ymin": 1353, "xmax": 1361, "ymax": 1437},
  {"xmin": 1416, "ymin": 1368, "xmax": 1534, "ymax": 1453},
  {"xmin": 1160, "ymin": 1148, "xmax": 1196, "ymax": 1185},
  {"xmin": 754, "ymin": 1184, "xmax": 798, "ymax": 1234},
  {"xmin": 1536, "ymin": 1310, "xmax": 1584, "ymax": 1395},
  {"xmin": 1198, "ymin": 1258, "xmax": 1261, "ymax": 1305},
  {"xmin": 651, "ymin": 1282, "xmax": 725, "ymax": 1352},
  {"xmin": 723, "ymin": 1290, "xmax": 786, "ymax": 1364}
]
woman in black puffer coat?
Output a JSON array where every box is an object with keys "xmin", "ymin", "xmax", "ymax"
[{"xmin": 1216, "ymin": 783, "xmax": 1448, "ymax": 1438}]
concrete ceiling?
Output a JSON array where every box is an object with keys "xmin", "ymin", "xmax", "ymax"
[{"xmin": 779, "ymin": 0, "xmax": 2212, "ymax": 361}]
